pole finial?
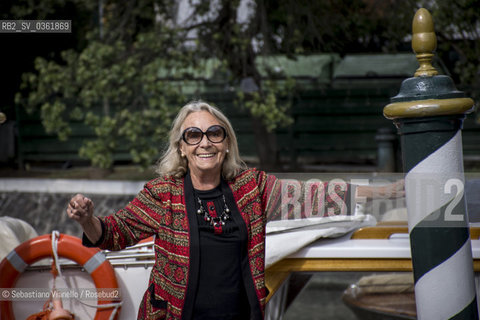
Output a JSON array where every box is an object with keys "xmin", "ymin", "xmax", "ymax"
[{"xmin": 412, "ymin": 8, "xmax": 438, "ymax": 77}]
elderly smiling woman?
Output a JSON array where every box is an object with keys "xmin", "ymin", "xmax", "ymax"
[{"xmin": 66, "ymin": 101, "xmax": 403, "ymax": 320}]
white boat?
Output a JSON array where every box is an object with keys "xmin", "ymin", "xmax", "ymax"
[{"xmin": 3, "ymin": 221, "xmax": 480, "ymax": 319}]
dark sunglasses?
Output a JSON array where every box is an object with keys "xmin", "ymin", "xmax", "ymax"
[{"xmin": 182, "ymin": 125, "xmax": 227, "ymax": 145}]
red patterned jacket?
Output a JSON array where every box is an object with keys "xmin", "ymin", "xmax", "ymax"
[{"xmin": 89, "ymin": 168, "xmax": 351, "ymax": 319}]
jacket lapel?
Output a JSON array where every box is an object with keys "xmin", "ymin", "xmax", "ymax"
[{"xmin": 181, "ymin": 171, "xmax": 200, "ymax": 320}]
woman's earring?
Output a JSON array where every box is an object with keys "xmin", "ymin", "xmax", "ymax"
[
  {"xmin": 226, "ymin": 149, "xmax": 230, "ymax": 154},
  {"xmin": 181, "ymin": 152, "xmax": 186, "ymax": 158}
]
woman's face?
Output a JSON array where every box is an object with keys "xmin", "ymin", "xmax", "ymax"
[{"xmin": 179, "ymin": 111, "xmax": 229, "ymax": 179}]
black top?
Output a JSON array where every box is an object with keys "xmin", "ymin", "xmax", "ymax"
[{"xmin": 192, "ymin": 185, "xmax": 250, "ymax": 319}]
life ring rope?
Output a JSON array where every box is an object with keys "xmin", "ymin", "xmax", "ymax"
[
  {"xmin": 51, "ymin": 230, "xmax": 62, "ymax": 277},
  {"xmin": 49, "ymin": 231, "xmax": 122, "ymax": 320}
]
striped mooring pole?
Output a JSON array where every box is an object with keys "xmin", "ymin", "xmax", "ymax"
[{"xmin": 384, "ymin": 8, "xmax": 478, "ymax": 319}]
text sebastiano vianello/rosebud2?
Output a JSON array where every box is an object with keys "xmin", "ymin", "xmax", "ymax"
[{"xmin": 0, "ymin": 288, "xmax": 121, "ymax": 301}]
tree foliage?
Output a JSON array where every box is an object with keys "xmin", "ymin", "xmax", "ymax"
[
  {"xmin": 11, "ymin": 0, "xmax": 480, "ymax": 169},
  {"xmin": 432, "ymin": 0, "xmax": 480, "ymax": 99},
  {"xmin": 15, "ymin": 0, "xmax": 195, "ymax": 169}
]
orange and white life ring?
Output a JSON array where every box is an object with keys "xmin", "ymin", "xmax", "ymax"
[{"xmin": 0, "ymin": 233, "xmax": 120, "ymax": 320}]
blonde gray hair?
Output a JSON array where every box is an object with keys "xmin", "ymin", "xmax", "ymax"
[{"xmin": 155, "ymin": 101, "xmax": 247, "ymax": 180}]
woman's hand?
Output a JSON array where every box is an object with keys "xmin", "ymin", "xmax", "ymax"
[
  {"xmin": 67, "ymin": 194, "xmax": 102, "ymax": 244},
  {"xmin": 357, "ymin": 179, "xmax": 405, "ymax": 200},
  {"xmin": 67, "ymin": 194, "xmax": 94, "ymax": 226}
]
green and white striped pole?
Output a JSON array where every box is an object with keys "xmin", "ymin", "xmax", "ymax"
[{"xmin": 384, "ymin": 8, "xmax": 478, "ymax": 319}]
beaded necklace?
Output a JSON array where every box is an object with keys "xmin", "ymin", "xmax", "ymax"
[{"xmin": 195, "ymin": 194, "xmax": 231, "ymax": 234}]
